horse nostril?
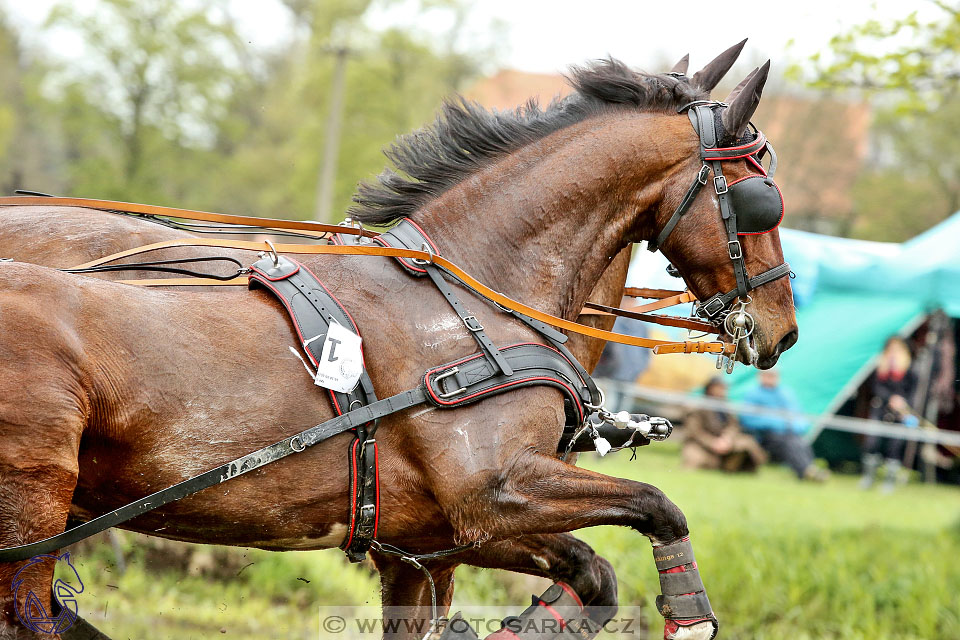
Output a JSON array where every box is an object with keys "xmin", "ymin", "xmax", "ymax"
[{"xmin": 775, "ymin": 328, "xmax": 798, "ymax": 356}]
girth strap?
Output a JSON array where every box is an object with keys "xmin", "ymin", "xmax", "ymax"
[{"xmin": 246, "ymin": 254, "xmax": 380, "ymax": 562}]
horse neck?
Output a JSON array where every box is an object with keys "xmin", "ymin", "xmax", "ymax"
[{"xmin": 408, "ymin": 112, "xmax": 691, "ymax": 320}]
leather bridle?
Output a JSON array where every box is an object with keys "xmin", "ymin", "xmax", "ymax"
[{"xmin": 646, "ymin": 101, "xmax": 792, "ymax": 369}]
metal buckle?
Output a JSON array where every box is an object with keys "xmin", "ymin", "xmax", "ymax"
[
  {"xmin": 434, "ymin": 367, "xmax": 467, "ymax": 399},
  {"xmin": 727, "ymin": 240, "xmax": 742, "ymax": 260},
  {"xmin": 714, "ymin": 175, "xmax": 728, "ymax": 194},
  {"xmin": 463, "ymin": 315, "xmax": 483, "ymax": 332},
  {"xmin": 697, "ymin": 295, "xmax": 726, "ymax": 320},
  {"xmin": 696, "ymin": 164, "xmax": 710, "ymax": 184}
]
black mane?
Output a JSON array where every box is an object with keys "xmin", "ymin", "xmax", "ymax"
[{"xmin": 349, "ymin": 58, "xmax": 708, "ymax": 225}]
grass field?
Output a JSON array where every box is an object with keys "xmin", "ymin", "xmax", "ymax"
[{"xmin": 62, "ymin": 445, "xmax": 960, "ymax": 639}]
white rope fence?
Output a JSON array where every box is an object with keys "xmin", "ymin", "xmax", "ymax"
[{"xmin": 596, "ymin": 379, "xmax": 960, "ymax": 448}]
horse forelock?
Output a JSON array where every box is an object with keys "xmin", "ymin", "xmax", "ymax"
[{"xmin": 349, "ymin": 58, "xmax": 708, "ymax": 226}]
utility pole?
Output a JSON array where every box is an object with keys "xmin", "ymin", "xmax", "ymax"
[{"xmin": 315, "ymin": 46, "xmax": 349, "ymax": 222}]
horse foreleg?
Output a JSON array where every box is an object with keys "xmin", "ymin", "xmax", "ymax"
[
  {"xmin": 372, "ymin": 552, "xmax": 458, "ymax": 640},
  {"xmin": 440, "ymin": 451, "xmax": 717, "ymax": 640}
]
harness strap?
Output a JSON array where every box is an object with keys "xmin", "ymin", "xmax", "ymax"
[
  {"xmin": 0, "ymin": 386, "xmax": 428, "ymax": 563},
  {"xmin": 248, "ymin": 256, "xmax": 377, "ymax": 414},
  {"xmin": 423, "ymin": 343, "xmax": 591, "ymax": 426},
  {"xmin": 695, "ymin": 262, "xmax": 792, "ymax": 321},
  {"xmin": 647, "ymin": 166, "xmax": 708, "ymax": 252},
  {"xmin": 68, "ymin": 239, "xmax": 734, "ymax": 354},
  {"xmin": 423, "ymin": 263, "xmax": 513, "ymax": 377},
  {"xmin": 581, "ymin": 302, "xmax": 717, "ymax": 333},
  {"xmin": 0, "ymin": 195, "xmax": 374, "ymax": 238}
]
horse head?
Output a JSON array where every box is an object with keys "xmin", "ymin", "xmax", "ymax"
[{"xmin": 650, "ymin": 61, "xmax": 798, "ymax": 369}]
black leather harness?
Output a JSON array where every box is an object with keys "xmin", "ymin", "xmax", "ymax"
[
  {"xmin": 248, "ymin": 257, "xmax": 380, "ymax": 562},
  {"xmin": 647, "ymin": 102, "xmax": 791, "ymax": 323},
  {"xmin": 0, "ymin": 221, "xmax": 642, "ymax": 565}
]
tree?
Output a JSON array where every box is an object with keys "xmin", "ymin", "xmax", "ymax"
[
  {"xmin": 44, "ymin": 0, "xmax": 249, "ymax": 200},
  {"xmin": 796, "ymin": 1, "xmax": 960, "ymax": 241}
]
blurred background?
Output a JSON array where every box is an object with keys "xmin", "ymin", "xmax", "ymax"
[{"xmin": 7, "ymin": 0, "xmax": 957, "ymax": 637}]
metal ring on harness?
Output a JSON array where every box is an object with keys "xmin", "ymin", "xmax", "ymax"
[
  {"xmin": 410, "ymin": 242, "xmax": 435, "ymax": 266},
  {"xmin": 262, "ymin": 239, "xmax": 279, "ymax": 267},
  {"xmin": 583, "ymin": 387, "xmax": 606, "ymax": 411}
]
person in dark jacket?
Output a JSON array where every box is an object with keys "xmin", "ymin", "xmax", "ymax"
[
  {"xmin": 682, "ymin": 378, "xmax": 767, "ymax": 472},
  {"xmin": 860, "ymin": 336, "xmax": 919, "ymax": 492}
]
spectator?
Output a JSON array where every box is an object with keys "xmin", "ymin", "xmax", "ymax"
[
  {"xmin": 860, "ymin": 336, "xmax": 919, "ymax": 492},
  {"xmin": 682, "ymin": 377, "xmax": 767, "ymax": 472},
  {"xmin": 740, "ymin": 369, "xmax": 829, "ymax": 482}
]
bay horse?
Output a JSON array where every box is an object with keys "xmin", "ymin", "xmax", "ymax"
[
  {"xmin": 0, "ymin": 58, "xmax": 794, "ymax": 639},
  {"xmin": 0, "ymin": 47, "xmax": 751, "ymax": 639}
]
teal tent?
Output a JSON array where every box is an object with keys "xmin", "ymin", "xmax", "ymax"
[{"xmin": 627, "ymin": 211, "xmax": 960, "ymax": 422}]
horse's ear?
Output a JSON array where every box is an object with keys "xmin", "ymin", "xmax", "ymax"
[
  {"xmin": 670, "ymin": 54, "xmax": 689, "ymax": 74},
  {"xmin": 722, "ymin": 60, "xmax": 770, "ymax": 139},
  {"xmin": 723, "ymin": 66, "xmax": 759, "ymax": 104},
  {"xmin": 691, "ymin": 39, "xmax": 747, "ymax": 92}
]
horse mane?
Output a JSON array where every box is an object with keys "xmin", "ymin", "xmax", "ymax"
[{"xmin": 349, "ymin": 58, "xmax": 708, "ymax": 225}]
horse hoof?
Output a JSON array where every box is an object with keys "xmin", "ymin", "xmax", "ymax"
[{"xmin": 664, "ymin": 618, "xmax": 718, "ymax": 640}]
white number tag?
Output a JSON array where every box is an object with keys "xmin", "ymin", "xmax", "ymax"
[{"xmin": 312, "ymin": 322, "xmax": 363, "ymax": 393}]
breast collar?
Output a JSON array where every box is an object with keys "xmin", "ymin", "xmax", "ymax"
[{"xmin": 646, "ymin": 101, "xmax": 791, "ymax": 326}]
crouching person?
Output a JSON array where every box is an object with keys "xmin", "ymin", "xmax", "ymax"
[{"xmin": 682, "ymin": 377, "xmax": 767, "ymax": 473}]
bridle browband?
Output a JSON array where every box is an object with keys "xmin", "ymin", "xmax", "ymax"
[{"xmin": 647, "ymin": 101, "xmax": 791, "ymax": 339}]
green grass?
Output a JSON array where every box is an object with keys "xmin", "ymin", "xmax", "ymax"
[{"xmin": 61, "ymin": 446, "xmax": 960, "ymax": 639}]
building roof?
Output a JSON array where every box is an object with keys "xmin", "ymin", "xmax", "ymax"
[{"xmin": 465, "ymin": 69, "xmax": 871, "ymax": 231}]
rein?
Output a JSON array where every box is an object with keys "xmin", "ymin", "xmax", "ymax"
[
  {"xmin": 61, "ymin": 236, "xmax": 734, "ymax": 356},
  {"xmin": 1, "ymin": 195, "xmax": 731, "ymax": 354},
  {"xmin": 0, "ymin": 195, "xmax": 376, "ymax": 239}
]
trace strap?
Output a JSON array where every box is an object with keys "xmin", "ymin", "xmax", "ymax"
[{"xmin": 0, "ymin": 387, "xmax": 428, "ymax": 563}]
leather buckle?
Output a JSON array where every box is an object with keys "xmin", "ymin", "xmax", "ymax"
[
  {"xmin": 727, "ymin": 240, "xmax": 742, "ymax": 260},
  {"xmin": 698, "ymin": 295, "xmax": 726, "ymax": 320},
  {"xmin": 463, "ymin": 315, "xmax": 484, "ymax": 332},
  {"xmin": 714, "ymin": 175, "xmax": 728, "ymax": 194}
]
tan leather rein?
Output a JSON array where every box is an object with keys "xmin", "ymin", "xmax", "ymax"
[{"xmin": 1, "ymin": 196, "xmax": 731, "ymax": 355}]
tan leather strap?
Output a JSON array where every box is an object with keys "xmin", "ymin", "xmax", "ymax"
[
  {"xmin": 623, "ymin": 287, "xmax": 688, "ymax": 299},
  {"xmin": 0, "ymin": 196, "xmax": 377, "ymax": 238},
  {"xmin": 76, "ymin": 238, "xmax": 733, "ymax": 355},
  {"xmin": 581, "ymin": 302, "xmax": 717, "ymax": 333}
]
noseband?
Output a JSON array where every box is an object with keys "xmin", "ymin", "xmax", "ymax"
[{"xmin": 647, "ymin": 101, "xmax": 791, "ymax": 369}]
